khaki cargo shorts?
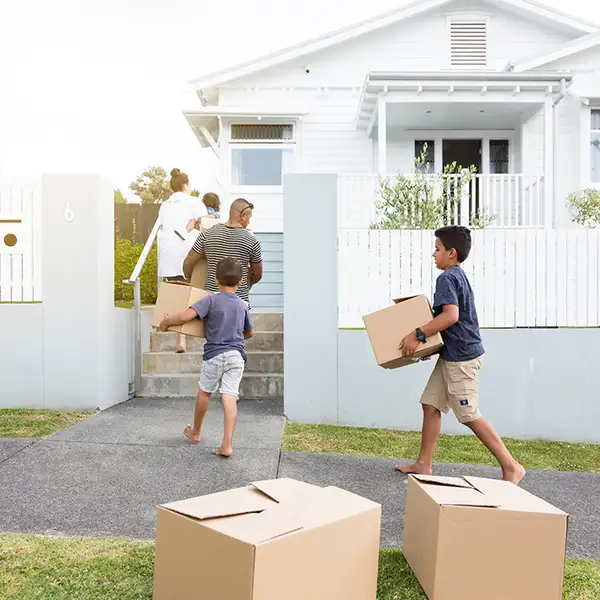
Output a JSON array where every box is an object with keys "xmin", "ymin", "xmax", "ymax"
[{"xmin": 420, "ymin": 355, "xmax": 484, "ymax": 424}]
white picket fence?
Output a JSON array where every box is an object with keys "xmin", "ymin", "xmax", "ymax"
[
  {"xmin": 338, "ymin": 228, "xmax": 600, "ymax": 328},
  {"xmin": 338, "ymin": 173, "xmax": 546, "ymax": 229},
  {"xmin": 0, "ymin": 179, "xmax": 43, "ymax": 302}
]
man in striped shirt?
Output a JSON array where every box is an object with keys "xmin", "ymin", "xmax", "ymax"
[{"xmin": 183, "ymin": 198, "xmax": 263, "ymax": 304}]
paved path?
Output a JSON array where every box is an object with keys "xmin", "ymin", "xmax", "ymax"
[{"xmin": 0, "ymin": 398, "xmax": 599, "ymax": 558}]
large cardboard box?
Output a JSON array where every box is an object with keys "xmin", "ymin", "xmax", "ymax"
[
  {"xmin": 151, "ymin": 282, "xmax": 211, "ymax": 337},
  {"xmin": 403, "ymin": 474, "xmax": 568, "ymax": 600},
  {"xmin": 362, "ymin": 295, "xmax": 443, "ymax": 368},
  {"xmin": 153, "ymin": 478, "xmax": 382, "ymax": 600}
]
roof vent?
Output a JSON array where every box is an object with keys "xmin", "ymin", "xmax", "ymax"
[{"xmin": 450, "ymin": 19, "xmax": 487, "ymax": 67}]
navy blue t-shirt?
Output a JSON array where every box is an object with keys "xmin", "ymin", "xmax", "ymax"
[
  {"xmin": 191, "ymin": 292, "xmax": 253, "ymax": 362},
  {"xmin": 433, "ymin": 266, "xmax": 484, "ymax": 362}
]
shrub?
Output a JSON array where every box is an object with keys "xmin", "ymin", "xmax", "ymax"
[
  {"xmin": 567, "ymin": 189, "xmax": 600, "ymax": 228},
  {"xmin": 374, "ymin": 146, "xmax": 494, "ymax": 230},
  {"xmin": 114, "ymin": 237, "xmax": 158, "ymax": 305}
]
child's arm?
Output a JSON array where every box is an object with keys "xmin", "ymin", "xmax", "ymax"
[
  {"xmin": 400, "ymin": 274, "xmax": 460, "ymax": 357},
  {"xmin": 159, "ymin": 308, "xmax": 198, "ymax": 332},
  {"xmin": 400, "ymin": 306, "xmax": 458, "ymax": 357},
  {"xmin": 420, "ymin": 304, "xmax": 459, "ymax": 337},
  {"xmin": 243, "ymin": 307, "xmax": 254, "ymax": 339}
]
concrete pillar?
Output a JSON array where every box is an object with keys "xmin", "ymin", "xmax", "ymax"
[
  {"xmin": 41, "ymin": 174, "xmax": 120, "ymax": 409},
  {"xmin": 283, "ymin": 174, "xmax": 338, "ymax": 424}
]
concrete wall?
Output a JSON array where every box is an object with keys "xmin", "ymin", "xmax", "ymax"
[
  {"xmin": 0, "ymin": 174, "xmax": 133, "ymax": 410},
  {"xmin": 0, "ymin": 305, "xmax": 44, "ymax": 408},
  {"xmin": 284, "ymin": 173, "xmax": 600, "ymax": 444},
  {"xmin": 337, "ymin": 329, "xmax": 600, "ymax": 444}
]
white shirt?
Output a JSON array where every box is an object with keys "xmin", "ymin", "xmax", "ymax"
[{"xmin": 158, "ymin": 192, "xmax": 207, "ymax": 277}]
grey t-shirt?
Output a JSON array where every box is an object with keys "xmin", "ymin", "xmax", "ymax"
[
  {"xmin": 433, "ymin": 265, "xmax": 484, "ymax": 362},
  {"xmin": 191, "ymin": 293, "xmax": 253, "ymax": 362}
]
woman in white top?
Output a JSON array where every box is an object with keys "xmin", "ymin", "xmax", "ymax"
[{"xmin": 158, "ymin": 168, "xmax": 207, "ymax": 353}]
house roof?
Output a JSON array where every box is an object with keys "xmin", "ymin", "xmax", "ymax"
[
  {"xmin": 189, "ymin": 0, "xmax": 598, "ymax": 92},
  {"xmin": 508, "ymin": 32, "xmax": 600, "ymax": 71}
]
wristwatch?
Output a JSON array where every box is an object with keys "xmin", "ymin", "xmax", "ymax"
[{"xmin": 415, "ymin": 328, "xmax": 426, "ymax": 343}]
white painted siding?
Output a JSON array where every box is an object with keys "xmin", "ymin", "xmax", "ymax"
[
  {"xmin": 226, "ymin": 1, "xmax": 575, "ymax": 89},
  {"xmin": 521, "ymin": 107, "xmax": 544, "ymax": 176},
  {"xmin": 554, "ymin": 94, "xmax": 581, "ymax": 227}
]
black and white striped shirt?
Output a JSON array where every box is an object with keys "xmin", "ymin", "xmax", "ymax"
[{"xmin": 192, "ymin": 224, "xmax": 262, "ymax": 302}]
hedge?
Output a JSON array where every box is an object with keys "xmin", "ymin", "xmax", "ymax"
[{"xmin": 114, "ymin": 238, "xmax": 158, "ymax": 305}]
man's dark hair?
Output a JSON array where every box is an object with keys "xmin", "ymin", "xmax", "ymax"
[
  {"xmin": 434, "ymin": 226, "xmax": 472, "ymax": 263},
  {"xmin": 216, "ymin": 257, "xmax": 243, "ymax": 287}
]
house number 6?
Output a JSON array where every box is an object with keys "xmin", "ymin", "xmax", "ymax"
[{"xmin": 64, "ymin": 203, "xmax": 74, "ymax": 222}]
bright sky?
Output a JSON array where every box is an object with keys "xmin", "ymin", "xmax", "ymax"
[{"xmin": 0, "ymin": 0, "xmax": 597, "ymax": 200}]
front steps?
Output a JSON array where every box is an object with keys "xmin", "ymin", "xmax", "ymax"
[{"xmin": 140, "ymin": 313, "xmax": 283, "ymax": 399}]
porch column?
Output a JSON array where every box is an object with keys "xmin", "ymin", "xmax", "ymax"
[
  {"xmin": 543, "ymin": 100, "xmax": 554, "ymax": 228},
  {"xmin": 377, "ymin": 96, "xmax": 387, "ymax": 177}
]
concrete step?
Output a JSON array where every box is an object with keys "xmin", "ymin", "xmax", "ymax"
[
  {"xmin": 251, "ymin": 313, "xmax": 282, "ymax": 331},
  {"xmin": 140, "ymin": 373, "xmax": 283, "ymax": 399},
  {"xmin": 151, "ymin": 331, "xmax": 283, "ymax": 353},
  {"xmin": 144, "ymin": 351, "xmax": 283, "ymax": 375}
]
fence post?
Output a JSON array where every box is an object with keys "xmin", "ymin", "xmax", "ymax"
[{"xmin": 283, "ymin": 174, "xmax": 339, "ymax": 424}]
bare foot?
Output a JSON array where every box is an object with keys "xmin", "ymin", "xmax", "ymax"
[
  {"xmin": 502, "ymin": 462, "xmax": 526, "ymax": 485},
  {"xmin": 395, "ymin": 462, "xmax": 433, "ymax": 475},
  {"xmin": 176, "ymin": 345, "xmax": 186, "ymax": 354},
  {"xmin": 212, "ymin": 446, "xmax": 233, "ymax": 458},
  {"xmin": 183, "ymin": 425, "xmax": 201, "ymax": 444}
]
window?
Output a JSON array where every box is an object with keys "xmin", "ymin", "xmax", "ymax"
[
  {"xmin": 490, "ymin": 140, "xmax": 509, "ymax": 174},
  {"xmin": 449, "ymin": 18, "xmax": 487, "ymax": 67},
  {"xmin": 592, "ymin": 109, "xmax": 600, "ymax": 183},
  {"xmin": 415, "ymin": 140, "xmax": 435, "ymax": 173},
  {"xmin": 230, "ymin": 123, "xmax": 295, "ymax": 187},
  {"xmin": 231, "ymin": 148, "xmax": 293, "ymax": 186}
]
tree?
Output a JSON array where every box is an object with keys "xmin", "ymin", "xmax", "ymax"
[
  {"xmin": 191, "ymin": 189, "xmax": 200, "ymax": 197},
  {"xmin": 114, "ymin": 189, "xmax": 127, "ymax": 204},
  {"xmin": 129, "ymin": 166, "xmax": 172, "ymax": 204}
]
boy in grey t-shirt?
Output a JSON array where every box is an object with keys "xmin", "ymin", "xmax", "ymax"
[{"xmin": 160, "ymin": 258, "xmax": 254, "ymax": 456}]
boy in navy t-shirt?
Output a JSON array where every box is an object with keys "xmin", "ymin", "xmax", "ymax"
[
  {"xmin": 397, "ymin": 226, "xmax": 525, "ymax": 485},
  {"xmin": 160, "ymin": 257, "xmax": 253, "ymax": 457}
]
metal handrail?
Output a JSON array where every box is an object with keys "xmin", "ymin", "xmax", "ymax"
[
  {"xmin": 123, "ymin": 215, "xmax": 161, "ymax": 395},
  {"xmin": 126, "ymin": 216, "xmax": 161, "ymax": 284}
]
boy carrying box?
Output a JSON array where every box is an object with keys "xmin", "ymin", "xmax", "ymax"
[
  {"xmin": 159, "ymin": 257, "xmax": 254, "ymax": 457},
  {"xmin": 397, "ymin": 226, "xmax": 525, "ymax": 485}
]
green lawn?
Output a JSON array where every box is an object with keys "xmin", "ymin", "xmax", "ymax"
[
  {"xmin": 283, "ymin": 423, "xmax": 600, "ymax": 473},
  {"xmin": 0, "ymin": 410, "xmax": 92, "ymax": 439},
  {"xmin": 0, "ymin": 535, "xmax": 598, "ymax": 599}
]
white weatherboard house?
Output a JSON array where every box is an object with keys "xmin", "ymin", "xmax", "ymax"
[{"xmin": 183, "ymin": 0, "xmax": 600, "ymax": 237}]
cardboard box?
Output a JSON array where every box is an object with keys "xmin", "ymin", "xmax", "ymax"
[
  {"xmin": 403, "ymin": 474, "xmax": 568, "ymax": 600},
  {"xmin": 153, "ymin": 478, "xmax": 382, "ymax": 600},
  {"xmin": 189, "ymin": 217, "xmax": 219, "ymax": 289},
  {"xmin": 151, "ymin": 282, "xmax": 211, "ymax": 338},
  {"xmin": 362, "ymin": 295, "xmax": 443, "ymax": 368}
]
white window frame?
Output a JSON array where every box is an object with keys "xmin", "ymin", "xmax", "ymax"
[
  {"xmin": 446, "ymin": 13, "xmax": 490, "ymax": 70},
  {"xmin": 590, "ymin": 107, "xmax": 600, "ymax": 188},
  {"xmin": 410, "ymin": 131, "xmax": 514, "ymax": 174},
  {"xmin": 228, "ymin": 121, "xmax": 297, "ymax": 193}
]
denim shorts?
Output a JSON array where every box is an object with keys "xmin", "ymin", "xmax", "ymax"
[{"xmin": 199, "ymin": 351, "xmax": 245, "ymax": 398}]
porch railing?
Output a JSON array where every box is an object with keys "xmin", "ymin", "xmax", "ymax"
[{"xmin": 338, "ymin": 173, "xmax": 545, "ymax": 229}]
